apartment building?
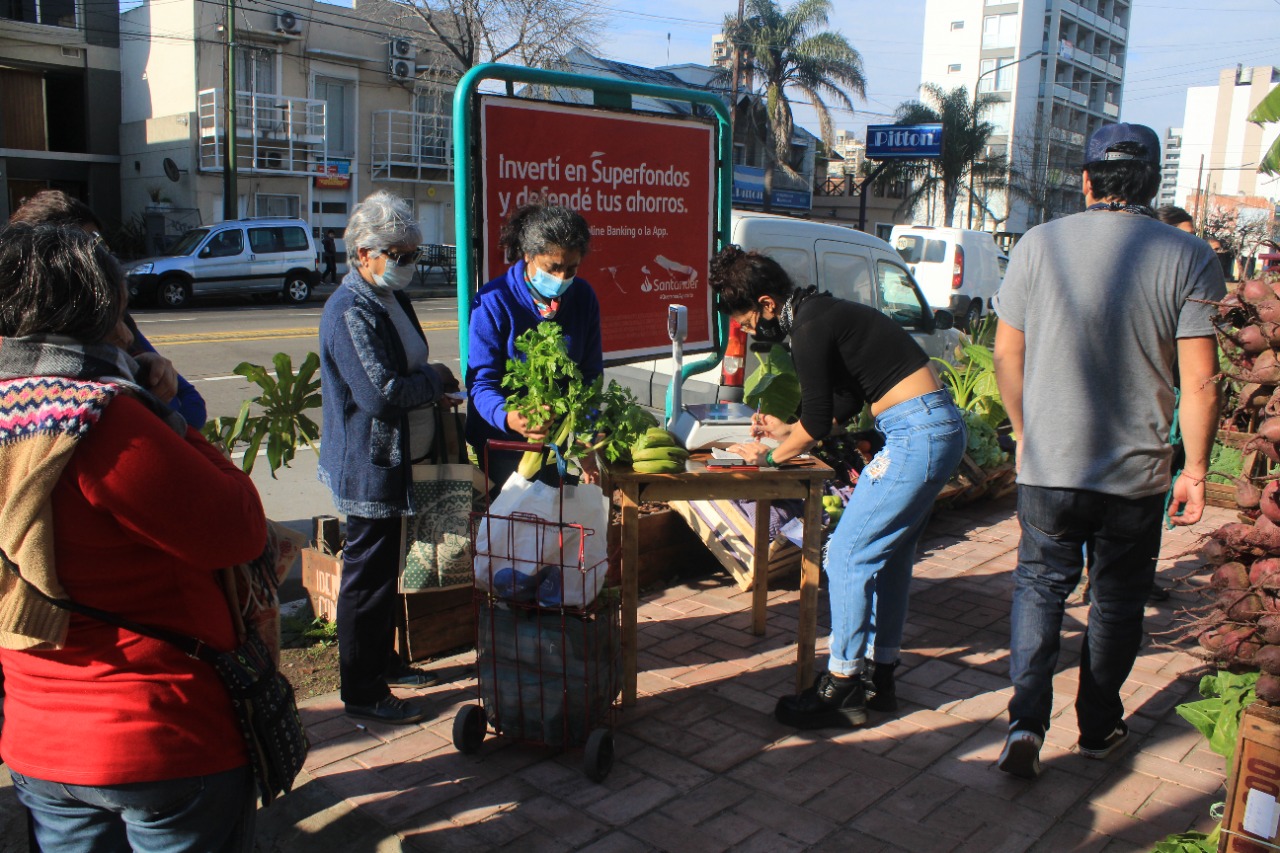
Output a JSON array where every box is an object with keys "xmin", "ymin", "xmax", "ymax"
[
  {"xmin": 1158, "ymin": 127, "xmax": 1182, "ymax": 208},
  {"xmin": 0, "ymin": 0, "xmax": 121, "ymax": 226},
  {"xmin": 920, "ymin": 0, "xmax": 1130, "ymax": 232},
  {"xmin": 1172, "ymin": 65, "xmax": 1280, "ymax": 213},
  {"xmin": 119, "ymin": 0, "xmax": 460, "ymax": 252}
]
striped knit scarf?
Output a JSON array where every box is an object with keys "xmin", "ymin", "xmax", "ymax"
[{"xmin": 0, "ymin": 336, "xmax": 184, "ymax": 649}]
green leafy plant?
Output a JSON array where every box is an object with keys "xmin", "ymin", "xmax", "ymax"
[
  {"xmin": 281, "ymin": 613, "xmax": 338, "ymax": 648},
  {"xmin": 1249, "ymin": 83, "xmax": 1280, "ymax": 176},
  {"xmin": 932, "ymin": 342, "xmax": 1006, "ymax": 428},
  {"xmin": 1153, "ymin": 670, "xmax": 1259, "ymax": 851},
  {"xmin": 966, "ymin": 312, "xmax": 998, "ymax": 348},
  {"xmin": 202, "ymin": 352, "xmax": 322, "ymax": 477},
  {"xmin": 744, "ymin": 344, "xmax": 802, "ymax": 420},
  {"xmin": 584, "ymin": 380, "xmax": 658, "ymax": 463}
]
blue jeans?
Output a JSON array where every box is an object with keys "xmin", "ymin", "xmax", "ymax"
[
  {"xmin": 1008, "ymin": 485, "xmax": 1165, "ymax": 739},
  {"xmin": 12, "ymin": 766, "xmax": 255, "ymax": 853},
  {"xmin": 825, "ymin": 390, "xmax": 966, "ymax": 676}
]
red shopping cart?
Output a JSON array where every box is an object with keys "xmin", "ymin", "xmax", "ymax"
[{"xmin": 452, "ymin": 441, "xmax": 620, "ymax": 781}]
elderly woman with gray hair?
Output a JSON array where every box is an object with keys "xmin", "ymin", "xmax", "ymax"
[
  {"xmin": 318, "ymin": 190, "xmax": 457, "ymax": 725},
  {"xmin": 466, "ymin": 202, "xmax": 603, "ymax": 490}
]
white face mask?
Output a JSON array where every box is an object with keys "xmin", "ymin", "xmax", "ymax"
[{"xmin": 373, "ymin": 259, "xmax": 414, "ymax": 291}]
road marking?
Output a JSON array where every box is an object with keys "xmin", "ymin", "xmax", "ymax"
[
  {"xmin": 191, "ymin": 375, "xmax": 246, "ymax": 383},
  {"xmin": 149, "ymin": 320, "xmax": 458, "ymax": 346}
]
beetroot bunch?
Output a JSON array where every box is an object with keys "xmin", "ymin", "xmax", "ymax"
[{"xmin": 1192, "ymin": 277, "xmax": 1280, "ymax": 704}]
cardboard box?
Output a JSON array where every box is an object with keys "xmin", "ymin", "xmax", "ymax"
[
  {"xmin": 1220, "ymin": 701, "xmax": 1280, "ymax": 851},
  {"xmin": 301, "ymin": 547, "xmax": 341, "ymax": 622}
]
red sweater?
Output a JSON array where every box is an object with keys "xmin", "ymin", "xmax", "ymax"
[{"xmin": 0, "ymin": 395, "xmax": 267, "ymax": 784}]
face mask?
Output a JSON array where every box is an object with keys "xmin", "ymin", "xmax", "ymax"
[
  {"xmin": 752, "ymin": 315, "xmax": 786, "ymax": 343},
  {"xmin": 374, "ymin": 260, "xmax": 414, "ymax": 291},
  {"xmin": 527, "ymin": 265, "xmax": 574, "ymax": 300}
]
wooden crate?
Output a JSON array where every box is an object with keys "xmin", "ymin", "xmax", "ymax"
[
  {"xmin": 667, "ymin": 499, "xmax": 803, "ymax": 590},
  {"xmin": 299, "ymin": 546, "xmax": 475, "ymax": 663},
  {"xmin": 606, "ymin": 508, "xmax": 720, "ymax": 590},
  {"xmin": 1220, "ymin": 701, "xmax": 1280, "ymax": 851},
  {"xmin": 1208, "ymin": 431, "xmax": 1266, "ymax": 510}
]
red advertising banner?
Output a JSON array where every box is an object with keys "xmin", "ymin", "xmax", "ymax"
[{"xmin": 480, "ymin": 97, "xmax": 716, "ymax": 359}]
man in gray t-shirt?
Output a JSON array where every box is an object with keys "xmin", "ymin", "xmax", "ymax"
[{"xmin": 991, "ymin": 123, "xmax": 1225, "ymax": 781}]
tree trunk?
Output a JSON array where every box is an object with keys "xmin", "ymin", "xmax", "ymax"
[
  {"xmin": 762, "ymin": 156, "xmax": 775, "ymax": 213},
  {"xmin": 944, "ymin": 184, "xmax": 959, "ymax": 228}
]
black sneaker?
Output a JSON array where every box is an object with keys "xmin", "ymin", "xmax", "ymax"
[
  {"xmin": 1077, "ymin": 721, "xmax": 1128, "ymax": 759},
  {"xmin": 865, "ymin": 661, "xmax": 898, "ymax": 712},
  {"xmin": 998, "ymin": 722, "xmax": 1044, "ymax": 779},
  {"xmin": 775, "ymin": 672, "xmax": 868, "ymax": 729},
  {"xmin": 345, "ymin": 694, "xmax": 429, "ymax": 725}
]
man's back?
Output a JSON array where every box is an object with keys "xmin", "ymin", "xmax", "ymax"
[{"xmin": 995, "ymin": 211, "xmax": 1224, "ymax": 498}]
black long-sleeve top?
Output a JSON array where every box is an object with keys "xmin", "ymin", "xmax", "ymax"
[{"xmin": 789, "ymin": 294, "xmax": 929, "ymax": 440}]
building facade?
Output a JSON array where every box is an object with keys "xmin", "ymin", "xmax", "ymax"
[
  {"xmin": 119, "ymin": 0, "xmax": 459, "ymax": 258},
  {"xmin": 1172, "ymin": 66, "xmax": 1280, "ymax": 215},
  {"xmin": 920, "ymin": 0, "xmax": 1130, "ymax": 233},
  {"xmin": 0, "ymin": 0, "xmax": 121, "ymax": 227},
  {"xmin": 1158, "ymin": 126, "xmax": 1182, "ymax": 208}
]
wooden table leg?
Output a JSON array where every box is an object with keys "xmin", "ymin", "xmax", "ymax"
[
  {"xmin": 751, "ymin": 499, "xmax": 772, "ymax": 636},
  {"xmin": 796, "ymin": 477, "xmax": 823, "ymax": 692},
  {"xmin": 621, "ymin": 482, "xmax": 640, "ymax": 706}
]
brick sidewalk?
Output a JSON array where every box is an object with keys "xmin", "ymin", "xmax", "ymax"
[{"xmin": 0, "ymin": 495, "xmax": 1234, "ymax": 852}]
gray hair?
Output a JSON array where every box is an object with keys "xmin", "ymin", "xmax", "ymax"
[
  {"xmin": 344, "ymin": 190, "xmax": 422, "ymax": 265},
  {"xmin": 499, "ymin": 203, "xmax": 591, "ymax": 263}
]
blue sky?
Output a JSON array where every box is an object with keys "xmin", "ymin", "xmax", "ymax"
[{"xmin": 587, "ymin": 0, "xmax": 1280, "ymax": 138}]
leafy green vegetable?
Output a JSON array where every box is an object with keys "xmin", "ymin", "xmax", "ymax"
[
  {"xmin": 1176, "ymin": 670, "xmax": 1258, "ymax": 764},
  {"xmin": 744, "ymin": 344, "xmax": 802, "ymax": 420},
  {"xmin": 586, "ymin": 380, "xmax": 658, "ymax": 463},
  {"xmin": 961, "ymin": 410, "xmax": 1008, "ymax": 469},
  {"xmin": 1151, "ymin": 829, "xmax": 1218, "ymax": 853},
  {"xmin": 202, "ymin": 352, "xmax": 321, "ymax": 477},
  {"xmin": 933, "ymin": 343, "xmax": 1006, "ymax": 428}
]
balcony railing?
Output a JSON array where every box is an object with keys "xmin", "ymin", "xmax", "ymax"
[
  {"xmin": 197, "ymin": 89, "xmax": 327, "ymax": 175},
  {"xmin": 371, "ymin": 110, "xmax": 453, "ymax": 183}
]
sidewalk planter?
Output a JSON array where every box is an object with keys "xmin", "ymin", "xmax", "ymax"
[
  {"xmin": 299, "ymin": 546, "xmax": 474, "ymax": 662},
  {"xmin": 1220, "ymin": 701, "xmax": 1280, "ymax": 850}
]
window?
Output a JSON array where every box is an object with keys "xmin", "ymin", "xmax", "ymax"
[
  {"xmin": 982, "ymin": 14, "xmax": 1017, "ymax": 49},
  {"xmin": 821, "ymin": 251, "xmax": 875, "ymax": 306},
  {"xmin": 314, "ymin": 77, "xmax": 353, "ymax": 155},
  {"xmin": 875, "ymin": 223, "xmax": 894, "ymax": 242},
  {"xmin": 760, "ymin": 247, "xmax": 814, "ymax": 289},
  {"xmin": 876, "ymin": 261, "xmax": 927, "ymax": 325},
  {"xmin": 948, "ymin": 63, "xmax": 962, "ymax": 73},
  {"xmin": 414, "ymin": 85, "xmax": 450, "ymax": 166},
  {"xmin": 894, "ymin": 235, "xmax": 946, "ymax": 264},
  {"xmin": 249, "ymin": 225, "xmax": 309, "ymax": 254},
  {"xmin": 203, "ymin": 230, "xmax": 243, "ymax": 258},
  {"xmin": 979, "ymin": 58, "xmax": 1016, "ymax": 93},
  {"xmin": 2, "ymin": 0, "xmax": 75, "ymax": 27},
  {"xmin": 986, "ymin": 100, "xmax": 1012, "ymax": 134},
  {"xmin": 950, "ymin": 20, "xmax": 965, "ymax": 29},
  {"xmin": 235, "ymin": 46, "xmax": 276, "ymax": 95},
  {"xmin": 255, "ymin": 194, "xmax": 299, "ymax": 219}
]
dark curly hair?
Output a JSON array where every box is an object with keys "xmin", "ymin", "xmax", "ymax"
[
  {"xmin": 708, "ymin": 245, "xmax": 795, "ymax": 315},
  {"xmin": 0, "ymin": 222, "xmax": 123, "ymax": 342},
  {"xmin": 9, "ymin": 189, "xmax": 103, "ymax": 231},
  {"xmin": 499, "ymin": 203, "xmax": 591, "ymax": 263}
]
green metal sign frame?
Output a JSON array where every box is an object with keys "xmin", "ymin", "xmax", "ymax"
[{"xmin": 451, "ymin": 63, "xmax": 733, "ymax": 421}]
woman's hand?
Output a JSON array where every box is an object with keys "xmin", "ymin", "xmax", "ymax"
[
  {"xmin": 750, "ymin": 412, "xmax": 790, "ymax": 441},
  {"xmin": 578, "ymin": 452, "xmax": 601, "ymax": 485},
  {"xmin": 134, "ymin": 352, "xmax": 179, "ymax": 404},
  {"xmin": 727, "ymin": 441, "xmax": 771, "ymax": 465},
  {"xmin": 430, "ymin": 362, "xmax": 460, "ymax": 393},
  {"xmin": 507, "ymin": 408, "xmax": 550, "ymax": 442}
]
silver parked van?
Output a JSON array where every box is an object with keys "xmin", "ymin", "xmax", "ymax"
[
  {"xmin": 607, "ymin": 211, "xmax": 961, "ymax": 409},
  {"xmin": 125, "ymin": 218, "xmax": 320, "ymax": 308}
]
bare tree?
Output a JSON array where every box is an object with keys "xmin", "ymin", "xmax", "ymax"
[
  {"xmin": 385, "ymin": 0, "xmax": 607, "ymax": 71},
  {"xmin": 1006, "ymin": 122, "xmax": 1081, "ymax": 228},
  {"xmin": 1205, "ymin": 203, "xmax": 1274, "ymax": 277}
]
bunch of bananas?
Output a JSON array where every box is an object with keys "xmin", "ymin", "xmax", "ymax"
[{"xmin": 629, "ymin": 428, "xmax": 689, "ymax": 474}]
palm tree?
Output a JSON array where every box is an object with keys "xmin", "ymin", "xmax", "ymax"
[
  {"xmin": 887, "ymin": 83, "xmax": 1005, "ymax": 228},
  {"xmin": 725, "ymin": 0, "xmax": 866, "ymax": 211}
]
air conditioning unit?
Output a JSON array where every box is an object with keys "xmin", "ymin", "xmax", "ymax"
[
  {"xmin": 256, "ymin": 150, "xmax": 285, "ymax": 170},
  {"xmin": 274, "ymin": 11, "xmax": 301, "ymax": 34},
  {"xmin": 388, "ymin": 58, "xmax": 416, "ymax": 83},
  {"xmin": 389, "ymin": 38, "xmax": 415, "ymax": 60}
]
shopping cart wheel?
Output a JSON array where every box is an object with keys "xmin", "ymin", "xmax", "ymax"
[
  {"xmin": 453, "ymin": 704, "xmax": 486, "ymax": 754},
  {"xmin": 583, "ymin": 728, "xmax": 614, "ymax": 782}
]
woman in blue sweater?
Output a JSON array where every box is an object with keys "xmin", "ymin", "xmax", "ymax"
[{"xmin": 466, "ymin": 204, "xmax": 603, "ymax": 490}]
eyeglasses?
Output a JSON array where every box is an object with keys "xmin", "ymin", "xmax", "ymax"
[{"xmin": 378, "ymin": 247, "xmax": 422, "ymax": 267}]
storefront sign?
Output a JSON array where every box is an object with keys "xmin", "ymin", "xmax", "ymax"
[
  {"xmin": 314, "ymin": 160, "xmax": 351, "ymax": 189},
  {"xmin": 865, "ymin": 124, "xmax": 944, "ymax": 160},
  {"xmin": 731, "ymin": 164, "xmax": 812, "ymax": 211},
  {"xmin": 480, "ymin": 97, "xmax": 716, "ymax": 359}
]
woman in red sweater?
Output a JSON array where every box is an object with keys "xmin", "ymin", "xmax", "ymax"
[{"xmin": 0, "ymin": 223, "xmax": 268, "ymax": 852}]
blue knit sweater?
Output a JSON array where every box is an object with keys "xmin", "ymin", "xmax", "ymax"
[
  {"xmin": 318, "ymin": 271, "xmax": 443, "ymax": 518},
  {"xmin": 464, "ymin": 260, "xmax": 603, "ymax": 452}
]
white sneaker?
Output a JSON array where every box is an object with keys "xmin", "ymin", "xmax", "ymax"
[{"xmin": 998, "ymin": 727, "xmax": 1043, "ymax": 779}]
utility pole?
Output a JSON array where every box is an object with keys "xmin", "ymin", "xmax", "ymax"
[
  {"xmin": 1193, "ymin": 154, "xmax": 1206, "ymax": 235},
  {"xmin": 222, "ymin": 0, "xmax": 238, "ymax": 222}
]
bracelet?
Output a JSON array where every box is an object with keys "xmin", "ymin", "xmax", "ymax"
[
  {"xmin": 1180, "ymin": 472, "xmax": 1206, "ymax": 485},
  {"xmin": 765, "ymin": 449, "xmax": 776, "ymax": 467}
]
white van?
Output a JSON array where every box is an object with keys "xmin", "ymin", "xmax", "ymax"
[
  {"xmin": 606, "ymin": 210, "xmax": 961, "ymax": 410},
  {"xmin": 889, "ymin": 225, "xmax": 1005, "ymax": 330},
  {"xmin": 125, "ymin": 218, "xmax": 320, "ymax": 308}
]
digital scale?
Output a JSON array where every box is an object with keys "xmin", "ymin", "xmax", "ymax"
[{"xmin": 663, "ymin": 304, "xmax": 769, "ymax": 450}]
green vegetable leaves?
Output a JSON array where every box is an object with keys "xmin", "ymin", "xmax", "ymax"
[
  {"xmin": 744, "ymin": 344, "xmax": 802, "ymax": 421},
  {"xmin": 1176, "ymin": 669, "xmax": 1258, "ymax": 764}
]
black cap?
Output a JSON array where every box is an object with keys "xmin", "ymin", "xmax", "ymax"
[{"xmin": 1084, "ymin": 123, "xmax": 1161, "ymax": 166}]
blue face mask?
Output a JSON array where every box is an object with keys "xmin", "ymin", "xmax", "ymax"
[{"xmin": 527, "ymin": 265, "xmax": 574, "ymax": 300}]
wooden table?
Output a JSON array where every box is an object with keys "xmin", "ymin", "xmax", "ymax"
[{"xmin": 605, "ymin": 455, "xmax": 832, "ymax": 705}]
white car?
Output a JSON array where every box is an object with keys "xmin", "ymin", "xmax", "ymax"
[{"xmin": 890, "ymin": 225, "xmax": 1005, "ymax": 330}]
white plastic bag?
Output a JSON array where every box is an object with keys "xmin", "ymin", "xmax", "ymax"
[{"xmin": 473, "ymin": 472, "xmax": 609, "ymax": 608}]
